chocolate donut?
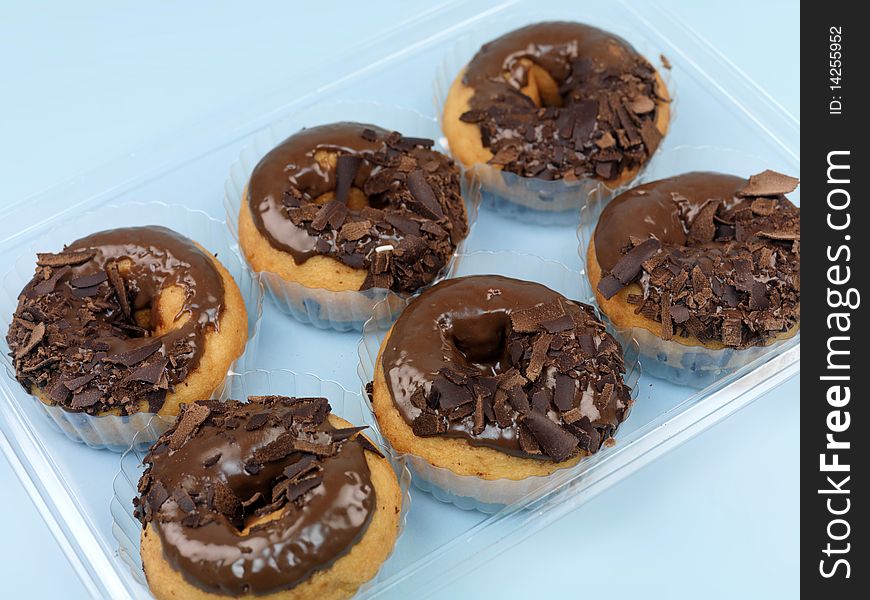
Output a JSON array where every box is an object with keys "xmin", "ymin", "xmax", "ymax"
[
  {"xmin": 587, "ymin": 170, "xmax": 800, "ymax": 351},
  {"xmin": 371, "ymin": 275, "xmax": 632, "ymax": 482},
  {"xmin": 442, "ymin": 21, "xmax": 670, "ymax": 186},
  {"xmin": 239, "ymin": 122, "xmax": 469, "ymax": 296},
  {"xmin": 136, "ymin": 395, "xmax": 402, "ymax": 600},
  {"xmin": 6, "ymin": 226, "xmax": 248, "ymax": 418}
]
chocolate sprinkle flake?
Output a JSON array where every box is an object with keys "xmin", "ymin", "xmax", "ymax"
[
  {"xmin": 70, "ymin": 271, "xmax": 108, "ymax": 288},
  {"xmin": 610, "ymin": 239, "xmax": 661, "ymax": 286},
  {"xmin": 250, "ymin": 432, "xmax": 298, "ymax": 465},
  {"xmin": 36, "ymin": 249, "xmax": 96, "ymax": 267},
  {"xmin": 521, "ymin": 411, "xmax": 579, "ymax": 462},
  {"xmin": 48, "ymin": 380, "xmax": 70, "ymax": 404},
  {"xmin": 737, "ymin": 169, "xmax": 800, "ymax": 197},
  {"xmin": 245, "ymin": 411, "xmax": 270, "ymax": 431},
  {"xmin": 127, "ymin": 355, "xmax": 169, "ymax": 385},
  {"xmin": 310, "ymin": 200, "xmax": 348, "ymax": 231},
  {"xmin": 670, "ymin": 304, "xmax": 690, "ymax": 324},
  {"xmin": 432, "ymin": 378, "xmax": 473, "ymax": 410},
  {"xmin": 105, "ymin": 261, "xmax": 131, "ymax": 319},
  {"xmin": 14, "ymin": 322, "xmax": 45, "ymax": 358},
  {"xmin": 168, "ymin": 403, "xmax": 211, "ymax": 450},
  {"xmin": 144, "ymin": 482, "xmax": 169, "ymax": 519},
  {"xmin": 34, "ymin": 266, "xmax": 70, "ymax": 295},
  {"xmin": 70, "ymin": 386, "xmax": 102, "ymax": 409},
  {"xmin": 354, "ymin": 433, "xmax": 385, "ymax": 458},
  {"xmin": 210, "ymin": 482, "xmax": 241, "ymax": 521},
  {"xmin": 334, "ymin": 155, "xmax": 362, "ymax": 204},
  {"xmin": 598, "ymin": 239, "xmax": 663, "ymax": 300},
  {"xmin": 104, "ymin": 341, "xmax": 162, "ymax": 367},
  {"xmin": 329, "ymin": 425, "xmax": 368, "ymax": 442},
  {"xmin": 687, "ymin": 200, "xmax": 719, "ymax": 244},
  {"xmin": 597, "ymin": 274, "xmax": 627, "ymax": 300},
  {"xmin": 63, "ymin": 372, "xmax": 96, "ymax": 391},
  {"xmin": 553, "ymin": 374, "xmax": 575, "ymax": 411},
  {"xmin": 511, "ymin": 301, "xmax": 566, "ymax": 333},
  {"xmin": 413, "ymin": 413, "xmax": 447, "ymax": 436},
  {"xmin": 406, "ymin": 291, "xmax": 632, "ymax": 461},
  {"xmin": 279, "ymin": 476, "xmax": 323, "ymax": 504},
  {"xmin": 173, "ymin": 489, "xmax": 197, "ymax": 514},
  {"xmin": 282, "ymin": 454, "xmax": 318, "ymax": 482},
  {"xmin": 406, "ymin": 170, "xmax": 445, "ymax": 219}
]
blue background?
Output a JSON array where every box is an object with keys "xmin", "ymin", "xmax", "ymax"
[{"xmin": 0, "ymin": 1, "xmax": 799, "ymax": 598}]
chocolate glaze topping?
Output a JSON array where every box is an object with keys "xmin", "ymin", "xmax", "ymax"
[
  {"xmin": 594, "ymin": 171, "xmax": 800, "ymax": 348},
  {"xmin": 380, "ymin": 275, "xmax": 631, "ymax": 462},
  {"xmin": 248, "ymin": 122, "xmax": 468, "ymax": 294},
  {"xmin": 6, "ymin": 226, "xmax": 226, "ymax": 415},
  {"xmin": 459, "ymin": 22, "xmax": 666, "ymax": 181},
  {"xmin": 135, "ymin": 396, "xmax": 377, "ymax": 596}
]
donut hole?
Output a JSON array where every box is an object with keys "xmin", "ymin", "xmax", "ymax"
[
  {"xmin": 313, "ymin": 148, "xmax": 337, "ymax": 172},
  {"xmin": 202, "ymin": 453, "xmax": 292, "ymax": 533},
  {"xmin": 313, "ymin": 188, "xmax": 369, "ymax": 211},
  {"xmin": 218, "ymin": 500, "xmax": 283, "ymax": 535},
  {"xmin": 151, "ymin": 285, "xmax": 191, "ymax": 334},
  {"xmin": 516, "ymin": 59, "xmax": 562, "ymax": 108},
  {"xmin": 120, "ymin": 265, "xmax": 191, "ymax": 337},
  {"xmin": 109, "ymin": 258, "xmax": 158, "ymax": 333},
  {"xmin": 239, "ymin": 508, "xmax": 283, "ymax": 533},
  {"xmin": 313, "ymin": 149, "xmax": 370, "ymax": 211},
  {"xmin": 108, "ymin": 257, "xmax": 190, "ymax": 335},
  {"xmin": 128, "ymin": 286, "xmax": 192, "ymax": 342},
  {"xmin": 447, "ymin": 311, "xmax": 512, "ymax": 374}
]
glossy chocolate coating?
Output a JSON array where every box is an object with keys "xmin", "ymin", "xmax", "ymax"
[{"xmin": 465, "ymin": 21, "xmax": 642, "ymax": 88}]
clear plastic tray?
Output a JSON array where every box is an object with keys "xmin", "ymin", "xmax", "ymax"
[{"xmin": 0, "ymin": 1, "xmax": 799, "ymax": 598}]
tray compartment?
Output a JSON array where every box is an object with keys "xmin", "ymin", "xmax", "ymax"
[{"xmin": 0, "ymin": 1, "xmax": 799, "ymax": 598}]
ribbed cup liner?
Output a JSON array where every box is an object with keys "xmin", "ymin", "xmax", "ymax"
[
  {"xmin": 110, "ymin": 369, "xmax": 412, "ymax": 598},
  {"xmin": 357, "ymin": 250, "xmax": 641, "ymax": 513},
  {"xmin": 0, "ymin": 202, "xmax": 264, "ymax": 451},
  {"xmin": 432, "ymin": 15, "xmax": 676, "ymax": 226},
  {"xmin": 224, "ymin": 101, "xmax": 481, "ymax": 332},
  {"xmin": 577, "ymin": 146, "xmax": 801, "ymax": 387}
]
